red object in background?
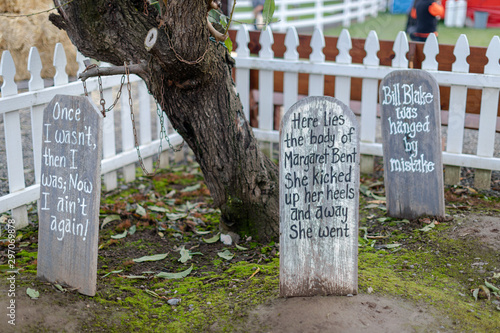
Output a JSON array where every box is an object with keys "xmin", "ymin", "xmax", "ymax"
[{"xmin": 442, "ymin": 0, "xmax": 500, "ymax": 27}]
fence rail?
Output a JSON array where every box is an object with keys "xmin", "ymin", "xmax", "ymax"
[
  {"xmin": 229, "ymin": 0, "xmax": 387, "ymax": 31},
  {"xmin": 1, "ymin": 25, "xmax": 500, "ymax": 229},
  {"xmin": 0, "ymin": 44, "xmax": 182, "ymax": 228},
  {"xmin": 233, "ymin": 25, "xmax": 500, "ymax": 186}
]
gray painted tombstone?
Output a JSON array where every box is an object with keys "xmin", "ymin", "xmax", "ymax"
[
  {"xmin": 380, "ymin": 70, "xmax": 445, "ymax": 219},
  {"xmin": 280, "ymin": 96, "xmax": 359, "ymax": 297},
  {"xmin": 37, "ymin": 95, "xmax": 102, "ymax": 296}
]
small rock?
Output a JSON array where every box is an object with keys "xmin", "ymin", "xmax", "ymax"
[
  {"xmin": 221, "ymin": 233, "xmax": 232, "ymax": 245},
  {"xmin": 347, "ymin": 294, "xmax": 353, "ymax": 297},
  {"xmin": 167, "ymin": 298, "xmax": 181, "ymax": 306},
  {"xmin": 367, "ymin": 287, "xmax": 373, "ymax": 294}
]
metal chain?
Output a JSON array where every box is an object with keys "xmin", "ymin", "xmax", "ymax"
[
  {"xmin": 127, "ymin": 63, "xmax": 170, "ymax": 176},
  {"xmin": 80, "ymin": 60, "xmax": 184, "ymax": 175}
]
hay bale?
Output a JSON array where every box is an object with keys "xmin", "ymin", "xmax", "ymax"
[{"xmin": 0, "ymin": 0, "xmax": 78, "ymax": 82}]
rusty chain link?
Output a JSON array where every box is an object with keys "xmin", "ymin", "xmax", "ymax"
[{"xmin": 80, "ymin": 60, "xmax": 184, "ymax": 176}]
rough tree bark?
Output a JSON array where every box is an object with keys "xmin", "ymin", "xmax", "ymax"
[{"xmin": 49, "ymin": 0, "xmax": 279, "ymax": 241}]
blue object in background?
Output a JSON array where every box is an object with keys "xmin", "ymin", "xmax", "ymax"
[{"xmin": 389, "ymin": 0, "xmax": 414, "ymax": 14}]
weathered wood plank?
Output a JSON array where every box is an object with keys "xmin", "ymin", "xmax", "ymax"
[
  {"xmin": 380, "ymin": 70, "xmax": 445, "ymax": 219},
  {"xmin": 280, "ymin": 96, "xmax": 359, "ymax": 297},
  {"xmin": 37, "ymin": 95, "xmax": 102, "ymax": 296}
]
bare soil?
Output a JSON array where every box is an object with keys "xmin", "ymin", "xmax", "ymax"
[{"xmin": 1, "ymin": 166, "xmax": 499, "ymax": 332}]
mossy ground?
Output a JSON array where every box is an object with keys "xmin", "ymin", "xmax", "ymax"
[{"xmin": 1, "ymin": 162, "xmax": 499, "ymax": 332}]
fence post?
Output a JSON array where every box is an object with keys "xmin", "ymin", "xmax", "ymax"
[
  {"xmin": 120, "ymin": 76, "xmax": 137, "ymax": 182},
  {"xmin": 236, "ymin": 25, "xmax": 251, "ymax": 122},
  {"xmin": 360, "ymin": 30, "xmax": 380, "ymax": 174},
  {"xmin": 308, "ymin": 28, "xmax": 325, "ymax": 97},
  {"xmin": 445, "ymin": 35, "xmax": 470, "ymax": 186},
  {"xmin": 1, "ymin": 51, "xmax": 29, "ymax": 228},
  {"xmin": 343, "ymin": 0, "xmax": 352, "ymax": 27},
  {"xmin": 258, "ymin": 27, "xmax": 275, "ymax": 156},
  {"xmin": 475, "ymin": 36, "xmax": 500, "ymax": 189},
  {"xmin": 138, "ymin": 80, "xmax": 153, "ymax": 172},
  {"xmin": 283, "ymin": 27, "xmax": 299, "ymax": 113},
  {"xmin": 334, "ymin": 29, "xmax": 352, "ymax": 106},
  {"xmin": 315, "ymin": 0, "xmax": 324, "ymax": 31},
  {"xmin": 28, "ymin": 47, "xmax": 45, "ymax": 185}
]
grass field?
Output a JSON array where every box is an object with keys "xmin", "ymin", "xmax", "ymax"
[{"xmin": 323, "ymin": 12, "xmax": 500, "ymax": 47}]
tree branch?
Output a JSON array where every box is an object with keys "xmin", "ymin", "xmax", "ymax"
[{"xmin": 78, "ymin": 61, "xmax": 148, "ymax": 81}]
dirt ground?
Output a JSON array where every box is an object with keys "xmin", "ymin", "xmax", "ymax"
[
  {"xmin": 1, "ymin": 162, "xmax": 499, "ymax": 332},
  {"xmin": 1, "ymin": 214, "xmax": 497, "ymax": 332}
]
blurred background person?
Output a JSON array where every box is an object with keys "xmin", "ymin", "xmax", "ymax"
[{"xmin": 408, "ymin": 0, "xmax": 444, "ymax": 42}]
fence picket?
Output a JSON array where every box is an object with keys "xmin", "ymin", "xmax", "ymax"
[
  {"xmin": 422, "ymin": 34, "xmax": 439, "ymax": 71},
  {"xmin": 120, "ymin": 78, "xmax": 136, "ymax": 182},
  {"xmin": 102, "ymin": 87, "xmax": 118, "ymax": 191},
  {"xmin": 28, "ymin": 47, "xmax": 45, "ymax": 185},
  {"xmin": 308, "ymin": 28, "xmax": 326, "ymax": 97},
  {"xmin": 138, "ymin": 81, "xmax": 153, "ymax": 171},
  {"xmin": 360, "ymin": 31, "xmax": 380, "ymax": 173},
  {"xmin": 392, "ymin": 32, "xmax": 409, "ymax": 69},
  {"xmin": 283, "ymin": 27, "xmax": 299, "ymax": 113},
  {"xmin": 53, "ymin": 43, "xmax": 68, "ymax": 86},
  {"xmin": 475, "ymin": 36, "xmax": 500, "ymax": 188},
  {"xmin": 334, "ymin": 29, "xmax": 352, "ymax": 106},
  {"xmin": 445, "ymin": 34, "xmax": 470, "ymax": 185},
  {"xmin": 1, "ymin": 51, "xmax": 28, "ymax": 228},
  {"xmin": 235, "ymin": 25, "xmax": 251, "ymax": 121},
  {"xmin": 258, "ymin": 27, "xmax": 274, "ymax": 130}
]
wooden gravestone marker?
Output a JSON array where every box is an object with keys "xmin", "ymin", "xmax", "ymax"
[
  {"xmin": 37, "ymin": 95, "xmax": 102, "ymax": 296},
  {"xmin": 280, "ymin": 96, "xmax": 359, "ymax": 297},
  {"xmin": 380, "ymin": 70, "xmax": 444, "ymax": 219}
]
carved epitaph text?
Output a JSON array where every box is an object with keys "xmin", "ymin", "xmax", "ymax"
[
  {"xmin": 280, "ymin": 96, "xmax": 359, "ymax": 297},
  {"xmin": 37, "ymin": 95, "xmax": 102, "ymax": 296},
  {"xmin": 380, "ymin": 70, "xmax": 444, "ymax": 219}
]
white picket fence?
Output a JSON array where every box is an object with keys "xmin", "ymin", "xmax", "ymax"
[
  {"xmin": 234, "ymin": 26, "xmax": 500, "ymax": 177},
  {"xmin": 2, "ymin": 26, "xmax": 500, "ymax": 229},
  {"xmin": 230, "ymin": 0, "xmax": 387, "ymax": 31},
  {"xmin": 0, "ymin": 44, "xmax": 183, "ymax": 228}
]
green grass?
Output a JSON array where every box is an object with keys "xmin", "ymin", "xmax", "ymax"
[{"xmin": 323, "ymin": 13, "xmax": 500, "ymax": 47}]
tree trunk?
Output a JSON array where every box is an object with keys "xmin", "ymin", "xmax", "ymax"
[{"xmin": 50, "ymin": 0, "xmax": 279, "ymax": 241}]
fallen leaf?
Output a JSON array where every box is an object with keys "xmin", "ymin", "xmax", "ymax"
[
  {"xmin": 181, "ymin": 184, "xmax": 201, "ymax": 193},
  {"xmin": 111, "ymin": 230, "xmax": 128, "ymax": 239},
  {"xmin": 120, "ymin": 275, "xmax": 147, "ymax": 279},
  {"xmin": 102, "ymin": 215, "xmax": 121, "ymax": 229},
  {"xmin": 133, "ymin": 252, "xmax": 169, "ymax": 263},
  {"xmin": 419, "ymin": 222, "xmax": 436, "ymax": 232},
  {"xmin": 203, "ymin": 233, "xmax": 220, "ymax": 244},
  {"xmin": 26, "ymin": 288, "xmax": 39, "ymax": 299},
  {"xmin": 149, "ymin": 206, "xmax": 169, "ymax": 213},
  {"xmin": 166, "ymin": 212, "xmax": 187, "ymax": 221},
  {"xmin": 156, "ymin": 264, "xmax": 193, "ymax": 279},
  {"xmin": 194, "ymin": 229, "xmax": 211, "ymax": 235},
  {"xmin": 136, "ymin": 205, "xmax": 147, "ymax": 217},
  {"xmin": 102, "ymin": 269, "xmax": 124, "ymax": 278},
  {"xmin": 217, "ymin": 249, "xmax": 234, "ymax": 260},
  {"xmin": 385, "ymin": 244, "xmax": 401, "ymax": 249},
  {"xmin": 128, "ymin": 225, "xmax": 137, "ymax": 235},
  {"xmin": 485, "ymin": 280, "xmax": 499, "ymax": 293},
  {"xmin": 472, "ymin": 288, "xmax": 479, "ymax": 301},
  {"xmin": 54, "ymin": 284, "xmax": 66, "ymax": 292},
  {"xmin": 235, "ymin": 244, "xmax": 248, "ymax": 251},
  {"xmin": 178, "ymin": 246, "xmax": 192, "ymax": 263}
]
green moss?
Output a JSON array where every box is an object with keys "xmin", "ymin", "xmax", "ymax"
[
  {"xmin": 89, "ymin": 259, "xmax": 279, "ymax": 332},
  {"xmin": 358, "ymin": 227, "xmax": 500, "ymax": 332}
]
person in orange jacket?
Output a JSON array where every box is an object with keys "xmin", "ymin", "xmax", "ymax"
[{"xmin": 408, "ymin": 0, "xmax": 445, "ymax": 42}]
